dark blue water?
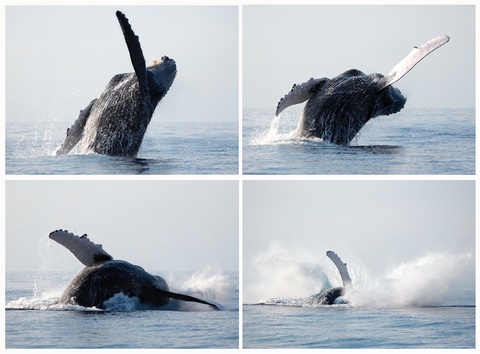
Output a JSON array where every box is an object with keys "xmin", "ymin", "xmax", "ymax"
[
  {"xmin": 6, "ymin": 120, "xmax": 238, "ymax": 175},
  {"xmin": 243, "ymin": 107, "xmax": 475, "ymax": 174},
  {"xmin": 5, "ymin": 271, "xmax": 239, "ymax": 348}
]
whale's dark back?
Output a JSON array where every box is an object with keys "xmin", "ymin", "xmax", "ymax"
[
  {"xmin": 59, "ymin": 260, "xmax": 169, "ymax": 309},
  {"xmin": 300, "ymin": 70, "xmax": 406, "ymax": 145},
  {"xmin": 83, "ymin": 73, "xmax": 152, "ymax": 156},
  {"xmin": 310, "ymin": 287, "xmax": 345, "ymax": 305}
]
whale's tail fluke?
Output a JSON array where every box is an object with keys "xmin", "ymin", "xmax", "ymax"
[{"xmin": 326, "ymin": 250, "xmax": 352, "ymax": 288}]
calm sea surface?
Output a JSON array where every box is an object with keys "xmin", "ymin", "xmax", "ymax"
[
  {"xmin": 243, "ymin": 300, "xmax": 475, "ymax": 348},
  {"xmin": 6, "ymin": 120, "xmax": 238, "ymax": 175},
  {"xmin": 5, "ymin": 271, "xmax": 239, "ymax": 349},
  {"xmin": 243, "ymin": 107, "xmax": 475, "ymax": 175}
]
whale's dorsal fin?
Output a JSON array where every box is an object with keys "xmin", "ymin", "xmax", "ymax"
[
  {"xmin": 377, "ymin": 35, "xmax": 450, "ymax": 91},
  {"xmin": 49, "ymin": 229, "xmax": 113, "ymax": 266},
  {"xmin": 275, "ymin": 78, "xmax": 329, "ymax": 116},
  {"xmin": 326, "ymin": 250, "xmax": 352, "ymax": 288},
  {"xmin": 116, "ymin": 11, "xmax": 148, "ymax": 93}
]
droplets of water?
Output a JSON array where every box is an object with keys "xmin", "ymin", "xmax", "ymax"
[
  {"xmin": 249, "ymin": 113, "xmax": 295, "ymax": 145},
  {"xmin": 247, "ymin": 242, "xmax": 474, "ymax": 308},
  {"xmin": 6, "ymin": 119, "xmax": 64, "ymax": 158},
  {"xmin": 5, "ymin": 235, "xmax": 78, "ymax": 311},
  {"xmin": 175, "ymin": 266, "xmax": 234, "ymax": 311},
  {"xmin": 102, "ymin": 293, "xmax": 140, "ymax": 311},
  {"xmin": 246, "ymin": 242, "xmax": 336, "ymax": 303},
  {"xmin": 343, "ymin": 252, "xmax": 473, "ymax": 308},
  {"xmin": 246, "ymin": 107, "xmax": 321, "ymax": 146}
]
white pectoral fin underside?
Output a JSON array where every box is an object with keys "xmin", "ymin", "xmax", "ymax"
[
  {"xmin": 377, "ymin": 35, "xmax": 450, "ymax": 91},
  {"xmin": 49, "ymin": 229, "xmax": 113, "ymax": 266},
  {"xmin": 275, "ymin": 78, "xmax": 326, "ymax": 116},
  {"xmin": 326, "ymin": 250, "xmax": 352, "ymax": 288}
]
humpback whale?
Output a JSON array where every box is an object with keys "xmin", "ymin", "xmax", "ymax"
[
  {"xmin": 55, "ymin": 11, "xmax": 177, "ymax": 157},
  {"xmin": 275, "ymin": 35, "xmax": 450, "ymax": 146},
  {"xmin": 48, "ymin": 230, "xmax": 220, "ymax": 311},
  {"xmin": 308, "ymin": 251, "xmax": 352, "ymax": 305}
]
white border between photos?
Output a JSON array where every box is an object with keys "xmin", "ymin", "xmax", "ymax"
[{"xmin": 1, "ymin": 0, "xmax": 478, "ymax": 353}]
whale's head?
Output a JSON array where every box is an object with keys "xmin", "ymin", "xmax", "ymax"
[
  {"xmin": 371, "ymin": 73, "xmax": 407, "ymax": 119},
  {"xmin": 147, "ymin": 56, "xmax": 177, "ymax": 100}
]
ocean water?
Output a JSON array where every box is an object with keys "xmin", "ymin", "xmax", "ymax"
[
  {"xmin": 243, "ymin": 107, "xmax": 475, "ymax": 175},
  {"xmin": 5, "ymin": 270, "xmax": 239, "ymax": 349},
  {"xmin": 243, "ymin": 303, "xmax": 475, "ymax": 348},
  {"xmin": 243, "ymin": 251, "xmax": 475, "ymax": 349},
  {"xmin": 6, "ymin": 120, "xmax": 238, "ymax": 175}
]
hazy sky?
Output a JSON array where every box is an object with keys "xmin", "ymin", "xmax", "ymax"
[
  {"xmin": 244, "ymin": 180, "xmax": 475, "ymax": 301},
  {"xmin": 244, "ymin": 5, "xmax": 475, "ymax": 110},
  {"xmin": 6, "ymin": 6, "xmax": 238, "ymax": 123},
  {"xmin": 6, "ymin": 180, "xmax": 239, "ymax": 272}
]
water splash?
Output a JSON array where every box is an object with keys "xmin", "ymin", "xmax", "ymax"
[
  {"xmin": 246, "ymin": 242, "xmax": 335, "ymax": 303},
  {"xmin": 6, "ymin": 119, "xmax": 64, "ymax": 158},
  {"xmin": 249, "ymin": 114, "xmax": 295, "ymax": 145},
  {"xmin": 6, "ymin": 235, "xmax": 84, "ymax": 311},
  {"xmin": 247, "ymin": 243, "xmax": 473, "ymax": 308},
  {"xmin": 247, "ymin": 107, "xmax": 321, "ymax": 146},
  {"xmin": 103, "ymin": 293, "xmax": 140, "ymax": 311},
  {"xmin": 6, "ymin": 296, "xmax": 103, "ymax": 312},
  {"xmin": 347, "ymin": 252, "xmax": 473, "ymax": 308},
  {"xmin": 174, "ymin": 266, "xmax": 235, "ymax": 311}
]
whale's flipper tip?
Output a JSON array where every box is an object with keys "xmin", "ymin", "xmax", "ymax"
[{"xmin": 49, "ymin": 229, "xmax": 113, "ymax": 266}]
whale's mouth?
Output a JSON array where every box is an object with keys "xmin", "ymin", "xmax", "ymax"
[{"xmin": 149, "ymin": 56, "xmax": 176, "ymax": 68}]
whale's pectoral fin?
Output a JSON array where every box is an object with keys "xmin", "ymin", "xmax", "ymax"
[
  {"xmin": 49, "ymin": 229, "xmax": 113, "ymax": 266},
  {"xmin": 55, "ymin": 99, "xmax": 97, "ymax": 155},
  {"xmin": 275, "ymin": 78, "xmax": 329, "ymax": 116},
  {"xmin": 377, "ymin": 35, "xmax": 450, "ymax": 91},
  {"xmin": 155, "ymin": 288, "xmax": 221, "ymax": 311},
  {"xmin": 326, "ymin": 250, "xmax": 352, "ymax": 288},
  {"xmin": 116, "ymin": 11, "xmax": 148, "ymax": 93}
]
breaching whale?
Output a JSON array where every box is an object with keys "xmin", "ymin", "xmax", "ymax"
[
  {"xmin": 48, "ymin": 230, "xmax": 220, "ymax": 310},
  {"xmin": 308, "ymin": 251, "xmax": 352, "ymax": 305},
  {"xmin": 260, "ymin": 251, "xmax": 352, "ymax": 306},
  {"xmin": 55, "ymin": 11, "xmax": 177, "ymax": 157},
  {"xmin": 275, "ymin": 35, "xmax": 450, "ymax": 146}
]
